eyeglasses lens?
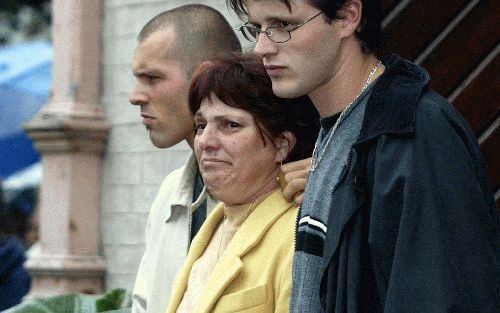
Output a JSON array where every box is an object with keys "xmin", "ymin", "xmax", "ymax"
[{"xmin": 241, "ymin": 26, "xmax": 258, "ymax": 42}]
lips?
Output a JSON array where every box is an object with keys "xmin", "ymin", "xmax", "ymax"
[
  {"xmin": 141, "ymin": 113, "xmax": 155, "ymax": 126},
  {"xmin": 200, "ymin": 158, "xmax": 229, "ymax": 167},
  {"xmin": 264, "ymin": 64, "xmax": 286, "ymax": 77}
]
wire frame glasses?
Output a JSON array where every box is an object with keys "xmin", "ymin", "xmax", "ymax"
[{"xmin": 238, "ymin": 11, "xmax": 323, "ymax": 43}]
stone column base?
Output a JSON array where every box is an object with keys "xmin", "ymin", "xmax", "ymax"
[
  {"xmin": 26, "ymin": 244, "xmax": 106, "ymax": 296},
  {"xmin": 24, "ymin": 112, "xmax": 109, "ymax": 297}
]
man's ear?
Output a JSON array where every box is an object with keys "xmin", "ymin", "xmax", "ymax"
[
  {"xmin": 338, "ymin": 0, "xmax": 362, "ymax": 38},
  {"xmin": 275, "ymin": 131, "xmax": 297, "ymax": 163}
]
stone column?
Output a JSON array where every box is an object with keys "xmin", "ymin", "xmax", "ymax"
[{"xmin": 24, "ymin": 0, "xmax": 108, "ymax": 296}]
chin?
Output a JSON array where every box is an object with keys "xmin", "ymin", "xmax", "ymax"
[
  {"xmin": 151, "ymin": 138, "xmax": 174, "ymax": 149},
  {"xmin": 150, "ymin": 132, "xmax": 183, "ymax": 149},
  {"xmin": 205, "ymin": 182, "xmax": 232, "ymax": 203},
  {"xmin": 206, "ymin": 188, "xmax": 226, "ymax": 202},
  {"xmin": 204, "ymin": 180, "xmax": 223, "ymax": 194},
  {"xmin": 271, "ymin": 81, "xmax": 306, "ymax": 99},
  {"xmin": 150, "ymin": 136, "xmax": 169, "ymax": 149}
]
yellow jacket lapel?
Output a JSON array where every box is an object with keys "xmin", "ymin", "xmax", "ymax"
[{"xmin": 195, "ymin": 253, "xmax": 243, "ymax": 312}]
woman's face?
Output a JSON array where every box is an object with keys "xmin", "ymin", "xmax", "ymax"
[{"xmin": 194, "ymin": 95, "xmax": 284, "ymax": 206}]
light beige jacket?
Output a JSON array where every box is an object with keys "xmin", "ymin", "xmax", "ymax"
[
  {"xmin": 167, "ymin": 189, "xmax": 297, "ymax": 313},
  {"xmin": 131, "ymin": 152, "xmax": 218, "ymax": 313}
]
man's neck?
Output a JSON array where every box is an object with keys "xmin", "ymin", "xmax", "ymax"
[{"xmin": 309, "ymin": 44, "xmax": 380, "ymax": 118}]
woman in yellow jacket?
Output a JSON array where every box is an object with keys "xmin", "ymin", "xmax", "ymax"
[{"xmin": 166, "ymin": 53, "xmax": 318, "ymax": 313}]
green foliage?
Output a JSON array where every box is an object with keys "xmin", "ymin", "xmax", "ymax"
[
  {"xmin": 4, "ymin": 289, "xmax": 131, "ymax": 313},
  {"xmin": 4, "ymin": 293, "xmax": 98, "ymax": 313},
  {"xmin": 96, "ymin": 289, "xmax": 128, "ymax": 312}
]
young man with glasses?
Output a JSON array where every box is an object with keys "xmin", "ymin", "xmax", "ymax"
[{"xmin": 228, "ymin": 0, "xmax": 499, "ymax": 312}]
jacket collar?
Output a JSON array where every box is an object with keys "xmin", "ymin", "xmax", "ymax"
[
  {"xmin": 170, "ymin": 151, "xmax": 198, "ymax": 207},
  {"xmin": 164, "ymin": 151, "xmax": 212, "ymax": 222},
  {"xmin": 357, "ymin": 54, "xmax": 430, "ymax": 144},
  {"xmin": 168, "ymin": 189, "xmax": 294, "ymax": 313}
]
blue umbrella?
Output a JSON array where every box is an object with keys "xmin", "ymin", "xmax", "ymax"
[{"xmin": 0, "ymin": 41, "xmax": 52, "ymax": 179}]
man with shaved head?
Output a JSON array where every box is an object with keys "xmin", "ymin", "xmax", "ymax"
[{"xmin": 129, "ymin": 5, "xmax": 241, "ymax": 313}]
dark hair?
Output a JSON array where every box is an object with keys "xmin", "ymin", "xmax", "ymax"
[
  {"xmin": 139, "ymin": 4, "xmax": 242, "ymax": 77},
  {"xmin": 227, "ymin": 0, "xmax": 381, "ymax": 53},
  {"xmin": 189, "ymin": 53, "xmax": 319, "ymax": 163}
]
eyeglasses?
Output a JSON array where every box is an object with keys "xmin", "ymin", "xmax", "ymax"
[{"xmin": 238, "ymin": 11, "xmax": 323, "ymax": 43}]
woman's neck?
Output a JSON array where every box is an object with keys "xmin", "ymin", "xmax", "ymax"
[
  {"xmin": 223, "ymin": 187, "xmax": 278, "ymax": 224},
  {"xmin": 222, "ymin": 167, "xmax": 280, "ymax": 208}
]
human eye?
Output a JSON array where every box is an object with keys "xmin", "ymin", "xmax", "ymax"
[
  {"xmin": 224, "ymin": 121, "xmax": 241, "ymax": 131},
  {"xmin": 146, "ymin": 75, "xmax": 159, "ymax": 84},
  {"xmin": 277, "ymin": 19, "xmax": 297, "ymax": 31},
  {"xmin": 228, "ymin": 121, "xmax": 241, "ymax": 128},
  {"xmin": 138, "ymin": 72, "xmax": 160, "ymax": 85},
  {"xmin": 194, "ymin": 122, "xmax": 206, "ymax": 135}
]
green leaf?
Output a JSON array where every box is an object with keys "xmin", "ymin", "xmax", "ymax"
[
  {"xmin": 4, "ymin": 293, "xmax": 98, "ymax": 313},
  {"xmin": 95, "ymin": 289, "xmax": 128, "ymax": 312},
  {"xmin": 100, "ymin": 309, "xmax": 131, "ymax": 313},
  {"xmin": 4, "ymin": 289, "xmax": 130, "ymax": 313}
]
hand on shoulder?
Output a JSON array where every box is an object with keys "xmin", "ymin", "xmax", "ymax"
[{"xmin": 279, "ymin": 157, "xmax": 311, "ymax": 205}]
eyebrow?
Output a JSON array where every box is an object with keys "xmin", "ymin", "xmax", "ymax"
[
  {"xmin": 248, "ymin": 12, "xmax": 294, "ymax": 25},
  {"xmin": 193, "ymin": 111, "xmax": 204, "ymax": 120},
  {"xmin": 194, "ymin": 111, "xmax": 244, "ymax": 123},
  {"xmin": 133, "ymin": 69, "xmax": 161, "ymax": 78}
]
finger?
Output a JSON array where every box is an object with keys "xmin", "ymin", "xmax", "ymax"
[
  {"xmin": 282, "ymin": 178, "xmax": 307, "ymax": 202},
  {"xmin": 293, "ymin": 192, "xmax": 305, "ymax": 205},
  {"xmin": 282, "ymin": 166, "xmax": 310, "ymax": 183},
  {"xmin": 281, "ymin": 157, "xmax": 312, "ymax": 172}
]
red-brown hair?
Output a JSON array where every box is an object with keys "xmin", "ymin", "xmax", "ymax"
[{"xmin": 189, "ymin": 53, "xmax": 319, "ymax": 163}]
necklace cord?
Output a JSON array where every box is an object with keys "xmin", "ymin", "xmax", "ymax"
[{"xmin": 310, "ymin": 60, "xmax": 382, "ymax": 172}]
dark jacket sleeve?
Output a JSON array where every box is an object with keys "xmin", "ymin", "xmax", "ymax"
[
  {"xmin": 0, "ymin": 237, "xmax": 31, "ymax": 311},
  {"xmin": 368, "ymin": 92, "xmax": 499, "ymax": 312}
]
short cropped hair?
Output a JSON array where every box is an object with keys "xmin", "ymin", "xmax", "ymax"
[
  {"xmin": 227, "ymin": 0, "xmax": 381, "ymax": 53},
  {"xmin": 138, "ymin": 4, "xmax": 242, "ymax": 77},
  {"xmin": 189, "ymin": 53, "xmax": 319, "ymax": 163}
]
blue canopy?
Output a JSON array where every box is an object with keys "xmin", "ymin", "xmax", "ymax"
[{"xmin": 0, "ymin": 41, "xmax": 52, "ymax": 179}]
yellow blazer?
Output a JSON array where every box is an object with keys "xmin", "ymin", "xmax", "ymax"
[{"xmin": 166, "ymin": 189, "xmax": 298, "ymax": 313}]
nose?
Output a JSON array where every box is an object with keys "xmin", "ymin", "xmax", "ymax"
[
  {"xmin": 195, "ymin": 126, "xmax": 220, "ymax": 153},
  {"xmin": 129, "ymin": 83, "xmax": 148, "ymax": 106},
  {"xmin": 253, "ymin": 32, "xmax": 278, "ymax": 58}
]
